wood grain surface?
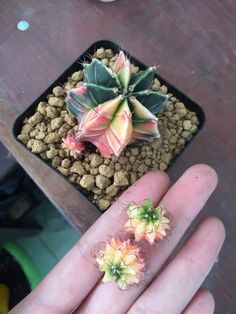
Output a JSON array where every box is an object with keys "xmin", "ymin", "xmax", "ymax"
[{"xmin": 0, "ymin": 0, "xmax": 235, "ymax": 312}]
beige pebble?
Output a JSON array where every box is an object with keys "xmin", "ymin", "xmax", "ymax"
[
  {"xmin": 144, "ymin": 158, "xmax": 152, "ymax": 166},
  {"xmin": 125, "ymin": 163, "xmax": 132, "ymax": 171},
  {"xmin": 110, "ymin": 54, "xmax": 118, "ymax": 62},
  {"xmin": 183, "ymin": 120, "xmax": 192, "ymax": 131},
  {"xmin": 159, "ymin": 162, "xmax": 167, "ymax": 171},
  {"xmin": 130, "ymin": 64, "xmax": 139, "ymax": 74},
  {"xmin": 46, "ymin": 146, "xmax": 58, "ymax": 159},
  {"xmin": 98, "ymin": 164, "xmax": 114, "ymax": 177},
  {"xmin": 35, "ymin": 132, "xmax": 46, "ymax": 140},
  {"xmin": 71, "ymin": 161, "xmax": 86, "ymax": 176},
  {"xmin": 64, "ymin": 114, "xmax": 76, "ymax": 126},
  {"xmin": 105, "ymin": 185, "xmax": 119, "ymax": 197},
  {"xmin": 152, "ymin": 140, "xmax": 162, "ymax": 150},
  {"xmin": 48, "ymin": 97, "xmax": 64, "ymax": 108},
  {"xmin": 83, "ymin": 162, "xmax": 91, "ymax": 171},
  {"xmin": 61, "ymin": 158, "xmax": 71, "ymax": 168},
  {"xmin": 59, "ymin": 149, "xmax": 69, "ymax": 158},
  {"xmin": 129, "ymin": 156, "xmax": 136, "ymax": 164},
  {"xmin": 98, "ymin": 199, "xmax": 111, "ymax": 211},
  {"xmin": 109, "ymin": 61, "xmax": 115, "ymax": 68},
  {"xmin": 68, "ymin": 174, "xmax": 77, "ymax": 183},
  {"xmin": 46, "ymin": 106, "xmax": 58, "ymax": 119},
  {"xmin": 90, "ymin": 168, "xmax": 99, "ymax": 176},
  {"xmin": 58, "ymin": 123, "xmax": 71, "ymax": 137},
  {"xmin": 167, "ymin": 103, "xmax": 174, "ymax": 111},
  {"xmin": 51, "ymin": 156, "xmax": 61, "ymax": 168},
  {"xmin": 51, "ymin": 117, "xmax": 64, "ymax": 130},
  {"xmin": 96, "ymin": 175, "xmax": 111, "ymax": 189},
  {"xmin": 29, "ymin": 140, "xmax": 46, "ymax": 154},
  {"xmin": 17, "ymin": 133, "xmax": 30, "ymax": 144},
  {"xmin": 130, "ymin": 172, "xmax": 138, "ymax": 185},
  {"xmin": 160, "ymin": 85, "xmax": 168, "ymax": 94},
  {"xmin": 132, "ymin": 161, "xmax": 140, "ymax": 172},
  {"xmin": 114, "ymin": 170, "xmax": 129, "ymax": 186},
  {"xmin": 170, "ymin": 136, "xmax": 177, "ymax": 144},
  {"xmin": 96, "ymin": 47, "xmax": 106, "ymax": 59},
  {"xmin": 28, "ymin": 112, "xmax": 43, "ymax": 126},
  {"xmin": 161, "ymin": 127, "xmax": 171, "ymax": 139},
  {"xmin": 92, "ymin": 187, "xmax": 102, "ymax": 195},
  {"xmin": 103, "ymin": 158, "xmax": 110, "ymax": 165},
  {"xmin": 161, "ymin": 152, "xmax": 172, "ymax": 164},
  {"xmin": 176, "ymin": 108, "xmax": 187, "ymax": 118},
  {"xmin": 105, "ymin": 49, "xmax": 114, "ymax": 58},
  {"xmin": 30, "ymin": 129, "xmax": 39, "ymax": 138},
  {"xmin": 44, "ymin": 132, "xmax": 60, "ymax": 144},
  {"xmin": 175, "ymin": 102, "xmax": 185, "ymax": 109},
  {"xmin": 64, "ymin": 82, "xmax": 74, "ymax": 90},
  {"xmin": 114, "ymin": 162, "xmax": 122, "ymax": 171},
  {"xmin": 137, "ymin": 164, "xmax": 148, "ymax": 174},
  {"xmin": 40, "ymin": 152, "xmax": 47, "ymax": 159},
  {"xmin": 182, "ymin": 131, "xmax": 191, "ymax": 139},
  {"xmin": 101, "ymin": 58, "xmax": 109, "ymax": 66},
  {"xmin": 130, "ymin": 147, "xmax": 139, "ymax": 156},
  {"xmin": 71, "ymin": 71, "xmax": 84, "ymax": 81},
  {"xmin": 152, "ymin": 81, "xmax": 161, "ymax": 91},
  {"xmin": 90, "ymin": 154, "xmax": 103, "ymax": 167},
  {"xmin": 57, "ymin": 166, "xmax": 69, "ymax": 177},
  {"xmin": 190, "ymin": 125, "xmax": 198, "ymax": 133},
  {"xmin": 21, "ymin": 123, "xmax": 33, "ymax": 134},
  {"xmin": 37, "ymin": 102, "xmax": 47, "ymax": 115},
  {"xmin": 80, "ymin": 174, "xmax": 95, "ymax": 191},
  {"xmin": 53, "ymin": 86, "xmax": 64, "ymax": 97}
]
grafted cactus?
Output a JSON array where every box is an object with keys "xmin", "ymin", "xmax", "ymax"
[{"xmin": 65, "ymin": 51, "xmax": 168, "ymax": 157}]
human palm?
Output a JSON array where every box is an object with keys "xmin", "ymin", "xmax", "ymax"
[{"xmin": 10, "ymin": 164, "xmax": 225, "ymax": 314}]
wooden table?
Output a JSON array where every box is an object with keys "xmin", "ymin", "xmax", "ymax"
[{"xmin": 0, "ymin": 0, "xmax": 235, "ymax": 312}]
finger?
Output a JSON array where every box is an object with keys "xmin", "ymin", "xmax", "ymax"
[
  {"xmin": 10, "ymin": 171, "xmax": 169, "ymax": 314},
  {"xmin": 128, "ymin": 217, "xmax": 225, "ymax": 314},
  {"xmin": 182, "ymin": 289, "xmax": 215, "ymax": 314},
  {"xmin": 76, "ymin": 164, "xmax": 218, "ymax": 314}
]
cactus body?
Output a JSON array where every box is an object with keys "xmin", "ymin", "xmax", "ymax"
[{"xmin": 65, "ymin": 51, "xmax": 168, "ymax": 157}]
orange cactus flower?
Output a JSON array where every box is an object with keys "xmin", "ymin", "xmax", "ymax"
[
  {"xmin": 96, "ymin": 238, "xmax": 145, "ymax": 290},
  {"xmin": 125, "ymin": 199, "xmax": 170, "ymax": 245}
]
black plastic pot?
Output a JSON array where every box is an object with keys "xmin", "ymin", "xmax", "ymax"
[{"xmin": 13, "ymin": 40, "xmax": 205, "ymax": 205}]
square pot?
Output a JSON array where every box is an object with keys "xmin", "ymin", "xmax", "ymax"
[{"xmin": 13, "ymin": 40, "xmax": 205, "ymax": 212}]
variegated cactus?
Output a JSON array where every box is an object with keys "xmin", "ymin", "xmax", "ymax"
[
  {"xmin": 65, "ymin": 51, "xmax": 168, "ymax": 157},
  {"xmin": 125, "ymin": 199, "xmax": 170, "ymax": 245},
  {"xmin": 96, "ymin": 238, "xmax": 145, "ymax": 290}
]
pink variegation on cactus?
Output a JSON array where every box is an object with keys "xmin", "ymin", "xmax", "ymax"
[{"xmin": 62, "ymin": 134, "xmax": 84, "ymax": 158}]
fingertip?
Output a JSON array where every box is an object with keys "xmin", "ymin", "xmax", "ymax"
[
  {"xmin": 183, "ymin": 288, "xmax": 215, "ymax": 314},
  {"xmin": 197, "ymin": 288, "xmax": 215, "ymax": 312},
  {"xmin": 202, "ymin": 216, "xmax": 226, "ymax": 244},
  {"xmin": 185, "ymin": 164, "xmax": 218, "ymax": 190}
]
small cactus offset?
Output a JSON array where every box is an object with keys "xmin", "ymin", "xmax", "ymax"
[
  {"xmin": 65, "ymin": 50, "xmax": 168, "ymax": 157},
  {"xmin": 125, "ymin": 199, "xmax": 170, "ymax": 245},
  {"xmin": 96, "ymin": 238, "xmax": 145, "ymax": 290}
]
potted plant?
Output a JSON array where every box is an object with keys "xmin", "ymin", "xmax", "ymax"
[{"xmin": 15, "ymin": 41, "xmax": 203, "ymax": 212}]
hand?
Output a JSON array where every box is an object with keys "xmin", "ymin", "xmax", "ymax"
[{"xmin": 10, "ymin": 164, "xmax": 225, "ymax": 314}]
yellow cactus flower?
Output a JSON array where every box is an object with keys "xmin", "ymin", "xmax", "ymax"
[
  {"xmin": 96, "ymin": 238, "xmax": 145, "ymax": 290},
  {"xmin": 125, "ymin": 199, "xmax": 170, "ymax": 245}
]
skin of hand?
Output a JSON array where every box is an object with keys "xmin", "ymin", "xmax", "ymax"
[{"xmin": 10, "ymin": 164, "xmax": 225, "ymax": 314}]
